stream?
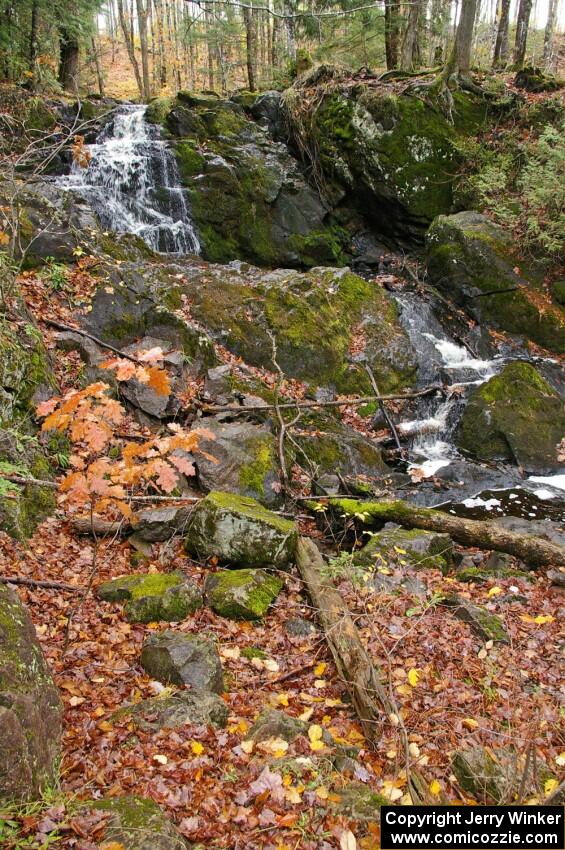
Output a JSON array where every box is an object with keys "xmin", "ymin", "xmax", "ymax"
[{"xmin": 57, "ymin": 104, "xmax": 565, "ymax": 522}]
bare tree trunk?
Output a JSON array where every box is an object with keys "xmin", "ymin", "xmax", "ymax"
[
  {"xmin": 400, "ymin": 0, "xmax": 422, "ymax": 69},
  {"xmin": 136, "ymin": 0, "xmax": 152, "ymax": 99},
  {"xmin": 445, "ymin": 0, "xmax": 478, "ymax": 76},
  {"xmin": 243, "ymin": 2, "xmax": 257, "ymax": 90},
  {"xmin": 29, "ymin": 0, "xmax": 40, "ymax": 88},
  {"xmin": 59, "ymin": 27, "xmax": 80, "ymax": 93},
  {"xmin": 542, "ymin": 0, "xmax": 558, "ymax": 70},
  {"xmin": 283, "ymin": 0, "xmax": 296, "ymax": 61},
  {"xmin": 91, "ymin": 36, "xmax": 105, "ymax": 96},
  {"xmin": 513, "ymin": 0, "xmax": 532, "ymax": 69},
  {"xmin": 204, "ymin": 5, "xmax": 215, "ymax": 89},
  {"xmin": 384, "ymin": 0, "xmax": 400, "ymax": 68},
  {"xmin": 117, "ymin": 0, "xmax": 144, "ymax": 96},
  {"xmin": 492, "ymin": 0, "xmax": 510, "ymax": 66}
]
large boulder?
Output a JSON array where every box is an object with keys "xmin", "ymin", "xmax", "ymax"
[
  {"xmin": 96, "ymin": 572, "xmax": 203, "ymax": 623},
  {"xmin": 456, "ymin": 362, "xmax": 565, "ymax": 473},
  {"xmin": 180, "ymin": 264, "xmax": 417, "ymax": 394},
  {"xmin": 354, "ymin": 524, "xmax": 453, "ymax": 572},
  {"xmin": 205, "ymin": 568, "xmax": 283, "ymax": 620},
  {"xmin": 140, "ymin": 631, "xmax": 224, "ymax": 692},
  {"xmin": 426, "ymin": 212, "xmax": 565, "ymax": 352},
  {"xmin": 190, "ymin": 418, "xmax": 282, "ymax": 508},
  {"xmin": 285, "ymin": 76, "xmax": 490, "ymax": 241},
  {"xmin": 163, "ymin": 92, "xmax": 346, "ymax": 267},
  {"xmin": 88, "ymin": 796, "xmax": 189, "ymax": 850},
  {"xmin": 0, "ymin": 584, "xmax": 62, "ymax": 802},
  {"xmin": 185, "ymin": 491, "xmax": 298, "ymax": 569}
]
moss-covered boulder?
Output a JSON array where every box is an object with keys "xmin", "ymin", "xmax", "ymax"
[
  {"xmin": 443, "ymin": 594, "xmax": 509, "ymax": 643},
  {"xmin": 292, "ymin": 414, "xmax": 389, "ymax": 479},
  {"xmin": 185, "ymin": 491, "xmax": 298, "ymax": 569},
  {"xmin": 190, "ymin": 418, "xmax": 282, "ymax": 508},
  {"xmin": 452, "ymin": 747, "xmax": 516, "ymax": 803},
  {"xmin": 0, "ymin": 583, "xmax": 62, "ymax": 803},
  {"xmin": 96, "ymin": 572, "xmax": 203, "ymax": 623},
  {"xmin": 140, "ymin": 630, "xmax": 224, "ymax": 692},
  {"xmin": 456, "ymin": 362, "xmax": 565, "ymax": 473},
  {"xmin": 162, "ymin": 91, "xmax": 347, "ymax": 267},
  {"xmin": 88, "ymin": 796, "xmax": 189, "ymax": 850},
  {"xmin": 426, "ymin": 212, "xmax": 565, "ymax": 352},
  {"xmin": 354, "ymin": 525, "xmax": 453, "ymax": 572},
  {"xmin": 114, "ymin": 690, "xmax": 228, "ymax": 730},
  {"xmin": 331, "ymin": 784, "xmax": 389, "ymax": 820},
  {"xmin": 180, "ymin": 264, "xmax": 417, "ymax": 394},
  {"xmin": 205, "ymin": 568, "xmax": 283, "ymax": 620},
  {"xmin": 285, "ymin": 79, "xmax": 490, "ymax": 241}
]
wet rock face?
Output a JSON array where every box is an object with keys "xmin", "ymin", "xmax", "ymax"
[
  {"xmin": 205, "ymin": 568, "xmax": 283, "ymax": 620},
  {"xmin": 426, "ymin": 211, "xmax": 565, "ymax": 353},
  {"xmin": 140, "ymin": 631, "xmax": 224, "ymax": 692},
  {"xmin": 456, "ymin": 361, "xmax": 565, "ymax": 474},
  {"xmin": 185, "ymin": 491, "xmax": 298, "ymax": 570},
  {"xmin": 0, "ymin": 584, "xmax": 62, "ymax": 803},
  {"xmin": 163, "ymin": 91, "xmax": 345, "ymax": 267}
]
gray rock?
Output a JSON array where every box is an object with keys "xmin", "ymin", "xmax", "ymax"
[
  {"xmin": 205, "ymin": 569, "xmax": 283, "ymax": 620},
  {"xmin": 88, "ymin": 796, "xmax": 189, "ymax": 850},
  {"xmin": 443, "ymin": 594, "xmax": 509, "ymax": 643},
  {"xmin": 0, "ymin": 584, "xmax": 62, "ymax": 802},
  {"xmin": 452, "ymin": 747, "xmax": 517, "ymax": 803},
  {"xmin": 284, "ymin": 617, "xmax": 317, "ymax": 637},
  {"xmin": 96, "ymin": 572, "xmax": 202, "ymax": 623},
  {"xmin": 250, "ymin": 90, "xmax": 287, "ymax": 141},
  {"xmin": 134, "ymin": 506, "xmax": 193, "ymax": 542},
  {"xmin": 140, "ymin": 631, "xmax": 224, "ymax": 692},
  {"xmin": 355, "ymin": 525, "xmax": 453, "ymax": 572},
  {"xmin": 185, "ymin": 491, "xmax": 297, "ymax": 570},
  {"xmin": 548, "ymin": 568, "xmax": 565, "ymax": 587},
  {"xmin": 116, "ymin": 690, "xmax": 228, "ymax": 730},
  {"xmin": 190, "ymin": 418, "xmax": 281, "ymax": 508}
]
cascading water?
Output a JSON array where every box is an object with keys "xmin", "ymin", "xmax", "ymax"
[{"xmin": 59, "ymin": 104, "xmax": 199, "ymax": 254}]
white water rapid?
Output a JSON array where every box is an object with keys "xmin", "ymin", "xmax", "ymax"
[{"xmin": 59, "ymin": 104, "xmax": 199, "ymax": 254}]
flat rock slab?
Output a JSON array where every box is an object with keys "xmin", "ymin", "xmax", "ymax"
[
  {"xmin": 88, "ymin": 795, "xmax": 189, "ymax": 850},
  {"xmin": 205, "ymin": 568, "xmax": 283, "ymax": 620},
  {"xmin": 0, "ymin": 583, "xmax": 62, "ymax": 803},
  {"xmin": 140, "ymin": 631, "xmax": 224, "ymax": 692},
  {"xmin": 443, "ymin": 594, "xmax": 509, "ymax": 643},
  {"xmin": 115, "ymin": 690, "xmax": 228, "ymax": 730},
  {"xmin": 96, "ymin": 572, "xmax": 202, "ymax": 623},
  {"xmin": 185, "ymin": 491, "xmax": 297, "ymax": 569},
  {"xmin": 354, "ymin": 524, "xmax": 453, "ymax": 572},
  {"xmin": 133, "ymin": 506, "xmax": 193, "ymax": 542}
]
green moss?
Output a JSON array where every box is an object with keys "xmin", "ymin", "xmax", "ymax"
[
  {"xmin": 206, "ymin": 491, "xmax": 295, "ymax": 534},
  {"xmin": 457, "ymin": 566, "xmax": 532, "ymax": 583},
  {"xmin": 286, "ymin": 228, "xmax": 347, "ymax": 266},
  {"xmin": 239, "ymin": 436, "xmax": 276, "ymax": 500},
  {"xmin": 146, "ymin": 96, "xmax": 173, "ymax": 125},
  {"xmin": 241, "ymin": 646, "xmax": 268, "ymax": 659},
  {"xmin": 175, "ymin": 140, "xmax": 206, "ymax": 180},
  {"xmin": 206, "ymin": 568, "xmax": 283, "ymax": 620},
  {"xmin": 23, "ymin": 97, "xmax": 56, "ymax": 132},
  {"xmin": 96, "ymin": 572, "xmax": 202, "ymax": 623}
]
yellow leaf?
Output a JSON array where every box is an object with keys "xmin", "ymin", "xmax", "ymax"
[
  {"xmin": 308, "ymin": 724, "xmax": 323, "ymax": 742},
  {"xmin": 555, "ymin": 752, "xmax": 565, "ymax": 767},
  {"xmin": 274, "ymin": 693, "xmax": 289, "ymax": 707},
  {"xmin": 396, "ymin": 683, "xmax": 412, "ymax": 697},
  {"xmin": 316, "ymin": 785, "xmax": 329, "ymax": 800},
  {"xmin": 487, "ymin": 586, "xmax": 503, "ymax": 597},
  {"xmin": 407, "ymin": 668, "xmax": 421, "ymax": 687},
  {"xmin": 153, "ymin": 754, "xmax": 168, "ymax": 765},
  {"xmin": 310, "ymin": 739, "xmax": 325, "ymax": 751},
  {"xmin": 462, "ymin": 717, "xmax": 479, "ymax": 731},
  {"xmin": 299, "ymin": 707, "xmax": 314, "ymax": 722},
  {"xmin": 394, "ymin": 546, "xmax": 407, "ymax": 554},
  {"xmin": 545, "ymin": 778, "xmax": 559, "ymax": 796},
  {"xmin": 191, "ymin": 741, "xmax": 204, "ymax": 756},
  {"xmin": 314, "ymin": 662, "xmax": 327, "ymax": 676},
  {"xmin": 257, "ymin": 737, "xmax": 289, "ymax": 757},
  {"xmin": 100, "ymin": 843, "xmax": 126, "ymax": 850},
  {"xmin": 98, "ymin": 721, "xmax": 113, "ymax": 732},
  {"xmin": 285, "ymin": 786, "xmax": 302, "ymax": 804},
  {"xmin": 314, "ymin": 679, "xmax": 326, "ymax": 689},
  {"xmin": 340, "ymin": 829, "xmax": 357, "ymax": 850},
  {"xmin": 534, "ymin": 615, "xmax": 554, "ymax": 625},
  {"xmin": 429, "ymin": 779, "xmax": 442, "ymax": 796},
  {"xmin": 240, "ymin": 739, "xmax": 254, "ymax": 754}
]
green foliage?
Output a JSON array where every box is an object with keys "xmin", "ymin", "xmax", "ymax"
[
  {"xmin": 43, "ymin": 257, "xmax": 68, "ymax": 292},
  {"xmin": 456, "ymin": 105, "xmax": 565, "ymax": 265}
]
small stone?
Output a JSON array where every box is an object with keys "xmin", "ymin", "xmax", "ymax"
[
  {"xmin": 444, "ymin": 594, "xmax": 509, "ymax": 643},
  {"xmin": 205, "ymin": 569, "xmax": 283, "ymax": 620},
  {"xmin": 134, "ymin": 506, "xmax": 192, "ymax": 542},
  {"xmin": 185, "ymin": 491, "xmax": 297, "ymax": 570},
  {"xmin": 140, "ymin": 631, "xmax": 224, "ymax": 692},
  {"xmin": 115, "ymin": 690, "xmax": 228, "ymax": 730},
  {"xmin": 284, "ymin": 617, "xmax": 317, "ymax": 637}
]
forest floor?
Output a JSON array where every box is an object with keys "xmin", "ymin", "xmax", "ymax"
[{"xmin": 1, "ymin": 261, "xmax": 564, "ymax": 850}]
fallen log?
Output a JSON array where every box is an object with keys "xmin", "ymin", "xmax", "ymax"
[
  {"xmin": 318, "ymin": 498, "xmax": 565, "ymax": 568},
  {"xmin": 295, "ymin": 536, "xmax": 434, "ymax": 803},
  {"xmin": 71, "ymin": 516, "xmax": 131, "ymax": 537},
  {"xmin": 295, "ymin": 537, "xmax": 388, "ymax": 737},
  {"xmin": 0, "ymin": 576, "xmax": 86, "ymax": 593}
]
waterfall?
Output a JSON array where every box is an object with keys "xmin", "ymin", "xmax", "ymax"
[{"xmin": 59, "ymin": 104, "xmax": 199, "ymax": 255}]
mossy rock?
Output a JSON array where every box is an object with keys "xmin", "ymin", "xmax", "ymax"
[
  {"xmin": 456, "ymin": 361, "xmax": 565, "ymax": 473},
  {"xmin": 185, "ymin": 491, "xmax": 297, "ymax": 570},
  {"xmin": 456, "ymin": 565, "xmax": 532, "ymax": 583},
  {"xmin": 331, "ymin": 783, "xmax": 389, "ymax": 820},
  {"xmin": 0, "ymin": 583, "xmax": 62, "ymax": 803},
  {"xmin": 96, "ymin": 572, "xmax": 203, "ymax": 623},
  {"xmin": 452, "ymin": 747, "xmax": 515, "ymax": 803},
  {"xmin": 426, "ymin": 211, "xmax": 565, "ymax": 352},
  {"xmin": 205, "ymin": 568, "xmax": 283, "ymax": 620},
  {"xmin": 182, "ymin": 264, "xmax": 416, "ymax": 394},
  {"xmin": 114, "ymin": 690, "xmax": 228, "ymax": 730},
  {"xmin": 443, "ymin": 594, "xmax": 509, "ymax": 643},
  {"xmin": 145, "ymin": 96, "xmax": 174, "ymax": 125},
  {"xmin": 88, "ymin": 795, "xmax": 189, "ymax": 850},
  {"xmin": 354, "ymin": 526, "xmax": 453, "ymax": 572},
  {"xmin": 140, "ymin": 630, "xmax": 224, "ymax": 692}
]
